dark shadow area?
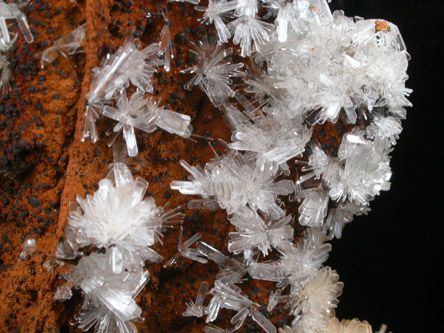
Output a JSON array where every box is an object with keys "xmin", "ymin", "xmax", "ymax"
[{"xmin": 326, "ymin": 1, "xmax": 442, "ymax": 332}]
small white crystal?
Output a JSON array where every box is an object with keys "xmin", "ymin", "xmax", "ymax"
[
  {"xmin": 54, "ymin": 285, "xmax": 73, "ymax": 301},
  {"xmin": 159, "ymin": 18, "xmax": 174, "ymax": 72},
  {"xmin": 196, "ymin": 0, "xmax": 237, "ymax": 43},
  {"xmin": 19, "ymin": 238, "xmax": 37, "ymax": 260}
]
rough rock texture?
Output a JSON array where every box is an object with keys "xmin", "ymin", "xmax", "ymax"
[{"xmin": 0, "ymin": 0, "xmax": 350, "ymax": 331}]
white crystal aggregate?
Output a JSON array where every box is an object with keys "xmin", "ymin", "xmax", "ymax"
[
  {"xmin": 40, "ymin": 0, "xmax": 411, "ymax": 331},
  {"xmin": 102, "ymin": 90, "xmax": 192, "ymax": 156},
  {"xmin": 56, "ymin": 162, "xmax": 183, "ymax": 332},
  {"xmin": 171, "ymin": 151, "xmax": 294, "ymax": 218},
  {"xmin": 182, "ymin": 38, "xmax": 244, "ymax": 107},
  {"xmin": 82, "ymin": 34, "xmax": 191, "ymax": 148},
  {"xmin": 170, "ymin": 1, "xmax": 411, "ymax": 331}
]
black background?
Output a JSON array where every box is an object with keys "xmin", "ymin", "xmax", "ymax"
[{"xmin": 324, "ymin": 1, "xmax": 442, "ymax": 332}]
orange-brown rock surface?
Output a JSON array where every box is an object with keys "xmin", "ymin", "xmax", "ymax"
[{"xmin": 0, "ymin": 1, "xmax": 351, "ymax": 331}]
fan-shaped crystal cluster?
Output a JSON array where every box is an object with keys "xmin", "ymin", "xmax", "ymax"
[
  {"xmin": 169, "ymin": 0, "xmax": 411, "ymax": 332},
  {"xmin": 56, "ymin": 162, "xmax": 183, "ymax": 332},
  {"xmin": 82, "ymin": 33, "xmax": 192, "ymax": 156}
]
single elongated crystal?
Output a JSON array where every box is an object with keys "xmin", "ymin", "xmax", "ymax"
[{"xmin": 183, "ymin": 281, "xmax": 209, "ymax": 317}]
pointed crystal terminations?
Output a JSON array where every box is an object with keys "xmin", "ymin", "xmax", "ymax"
[
  {"xmin": 102, "ymin": 90, "xmax": 192, "ymax": 156},
  {"xmin": 82, "ymin": 37, "xmax": 162, "ymax": 143},
  {"xmin": 57, "ymin": 162, "xmax": 183, "ymax": 333},
  {"xmin": 182, "ymin": 38, "xmax": 243, "ymax": 107},
  {"xmin": 171, "ymin": 151, "xmax": 294, "ymax": 218},
  {"xmin": 82, "ymin": 33, "xmax": 192, "ymax": 149},
  {"xmin": 164, "ymin": 225, "xmax": 207, "ymax": 268}
]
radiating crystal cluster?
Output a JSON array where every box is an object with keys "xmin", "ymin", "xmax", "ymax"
[
  {"xmin": 169, "ymin": 0, "xmax": 411, "ymax": 331},
  {"xmin": 0, "ymin": 0, "xmax": 33, "ymax": 94},
  {"xmin": 56, "ymin": 162, "xmax": 183, "ymax": 332},
  {"xmin": 82, "ymin": 33, "xmax": 192, "ymax": 156}
]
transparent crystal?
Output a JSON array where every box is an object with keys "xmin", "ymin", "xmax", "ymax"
[
  {"xmin": 0, "ymin": 1, "xmax": 33, "ymax": 45},
  {"xmin": 36, "ymin": 23, "xmax": 85, "ymax": 69},
  {"xmin": 228, "ymin": 15, "xmax": 273, "ymax": 57},
  {"xmin": 159, "ymin": 19, "xmax": 174, "ymax": 72},
  {"xmin": 19, "ymin": 238, "xmax": 37, "ymax": 260},
  {"xmin": 183, "ymin": 281, "xmax": 209, "ymax": 317},
  {"xmin": 228, "ymin": 207, "xmax": 294, "ymax": 256},
  {"xmin": 54, "ymin": 285, "xmax": 73, "ymax": 301},
  {"xmin": 182, "ymin": 39, "xmax": 243, "ymax": 107},
  {"xmin": 69, "ymin": 251, "xmax": 149, "ymax": 332},
  {"xmin": 171, "ymin": 151, "xmax": 293, "ymax": 218},
  {"xmin": 196, "ymin": 0, "xmax": 237, "ymax": 43},
  {"xmin": 298, "ymin": 188, "xmax": 329, "ymax": 227},
  {"xmin": 164, "ymin": 226, "xmax": 207, "ymax": 267}
]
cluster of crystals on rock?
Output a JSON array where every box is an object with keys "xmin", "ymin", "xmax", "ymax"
[
  {"xmin": 182, "ymin": 37, "xmax": 244, "ymax": 107},
  {"xmin": 0, "ymin": 0, "xmax": 33, "ymax": 95},
  {"xmin": 0, "ymin": 0, "xmax": 33, "ymax": 45},
  {"xmin": 57, "ymin": 162, "xmax": 183, "ymax": 332},
  {"xmin": 171, "ymin": 151, "xmax": 294, "ymax": 218},
  {"xmin": 82, "ymin": 32, "xmax": 192, "ymax": 156},
  {"xmin": 35, "ymin": 23, "xmax": 86, "ymax": 69},
  {"xmin": 170, "ymin": 0, "xmax": 410, "ymax": 331}
]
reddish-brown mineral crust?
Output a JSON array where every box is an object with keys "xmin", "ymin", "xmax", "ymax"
[
  {"xmin": 0, "ymin": 1, "xmax": 349, "ymax": 332},
  {"xmin": 375, "ymin": 20, "xmax": 391, "ymax": 33}
]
